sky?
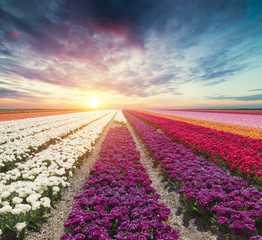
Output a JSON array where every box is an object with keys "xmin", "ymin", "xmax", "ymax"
[{"xmin": 0, "ymin": 0, "xmax": 262, "ymax": 109}]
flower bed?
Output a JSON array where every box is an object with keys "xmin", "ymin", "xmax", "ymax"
[
  {"xmin": 145, "ymin": 109, "xmax": 262, "ymax": 129},
  {"xmin": 62, "ymin": 126, "xmax": 179, "ymax": 240},
  {"xmin": 0, "ymin": 111, "xmax": 108, "ymax": 143},
  {"xmin": 0, "ymin": 110, "xmax": 86, "ymax": 122},
  {"xmin": 124, "ymin": 111, "xmax": 262, "ymax": 239},
  {"xmin": 128, "ymin": 110, "xmax": 262, "ymax": 183},
  {"xmin": 161, "ymin": 109, "xmax": 262, "ymax": 115},
  {"xmin": 0, "ymin": 111, "xmax": 112, "ymax": 172},
  {"xmin": 0, "ymin": 112, "xmax": 116, "ymax": 240},
  {"xmin": 137, "ymin": 110, "xmax": 262, "ymax": 139}
]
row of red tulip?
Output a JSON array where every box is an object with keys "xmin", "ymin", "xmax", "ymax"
[{"xmin": 128, "ymin": 110, "xmax": 262, "ymax": 183}]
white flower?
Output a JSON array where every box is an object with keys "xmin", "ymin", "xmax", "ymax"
[
  {"xmin": 0, "ymin": 205, "xmax": 12, "ymax": 214},
  {"xmin": 18, "ymin": 190, "xmax": 27, "ymax": 198},
  {"xmin": 1, "ymin": 201, "xmax": 9, "ymax": 206},
  {"xmin": 41, "ymin": 197, "xmax": 51, "ymax": 208},
  {"xmin": 26, "ymin": 193, "xmax": 39, "ymax": 203},
  {"xmin": 15, "ymin": 222, "xmax": 26, "ymax": 232},
  {"xmin": 31, "ymin": 201, "xmax": 41, "ymax": 211},
  {"xmin": 1, "ymin": 191, "xmax": 11, "ymax": 198},
  {"xmin": 13, "ymin": 197, "xmax": 23, "ymax": 204},
  {"xmin": 16, "ymin": 204, "xmax": 31, "ymax": 214},
  {"xmin": 0, "ymin": 228, "xmax": 2, "ymax": 235},
  {"xmin": 11, "ymin": 207, "xmax": 22, "ymax": 215},
  {"xmin": 52, "ymin": 186, "xmax": 59, "ymax": 193},
  {"xmin": 0, "ymin": 110, "xmax": 117, "ymax": 220}
]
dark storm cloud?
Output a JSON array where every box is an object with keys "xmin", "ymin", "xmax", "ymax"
[{"xmin": 208, "ymin": 94, "xmax": 262, "ymax": 101}]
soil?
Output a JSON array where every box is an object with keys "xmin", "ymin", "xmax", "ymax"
[{"xmin": 28, "ymin": 120, "xmax": 232, "ymax": 240}]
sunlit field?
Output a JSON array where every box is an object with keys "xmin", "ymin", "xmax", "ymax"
[{"xmin": 0, "ymin": 109, "xmax": 262, "ymax": 240}]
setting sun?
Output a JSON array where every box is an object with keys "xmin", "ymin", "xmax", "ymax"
[{"xmin": 89, "ymin": 97, "xmax": 100, "ymax": 109}]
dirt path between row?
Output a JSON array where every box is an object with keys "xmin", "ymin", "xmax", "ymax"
[
  {"xmin": 29, "ymin": 120, "xmax": 118, "ymax": 240},
  {"xmin": 126, "ymin": 120, "xmax": 230, "ymax": 240}
]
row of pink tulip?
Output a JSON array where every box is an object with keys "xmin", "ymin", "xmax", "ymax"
[{"xmin": 145, "ymin": 110, "xmax": 262, "ymax": 129}]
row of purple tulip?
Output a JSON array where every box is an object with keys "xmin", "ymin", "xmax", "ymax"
[
  {"xmin": 61, "ymin": 126, "xmax": 179, "ymax": 240},
  {"xmin": 124, "ymin": 111, "xmax": 262, "ymax": 239},
  {"xmin": 127, "ymin": 111, "xmax": 262, "ymax": 182}
]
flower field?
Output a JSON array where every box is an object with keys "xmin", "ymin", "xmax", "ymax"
[
  {"xmin": 0, "ymin": 110, "xmax": 86, "ymax": 122},
  {"xmin": 62, "ymin": 126, "xmax": 179, "ymax": 240},
  {"xmin": 144, "ymin": 110, "xmax": 262, "ymax": 129},
  {"xmin": 129, "ymin": 111, "xmax": 262, "ymax": 182},
  {"xmin": 0, "ymin": 109, "xmax": 262, "ymax": 240},
  {"xmin": 137, "ymin": 110, "xmax": 262, "ymax": 139},
  {"xmin": 124, "ymin": 111, "xmax": 262, "ymax": 239}
]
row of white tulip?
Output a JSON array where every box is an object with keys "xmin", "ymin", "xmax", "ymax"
[
  {"xmin": 0, "ymin": 111, "xmax": 112, "ymax": 172},
  {"xmin": 1, "ymin": 112, "xmax": 80, "ymax": 139},
  {"xmin": 113, "ymin": 109, "xmax": 127, "ymax": 124},
  {"xmin": 0, "ymin": 110, "xmax": 116, "ymax": 238},
  {"xmin": 0, "ymin": 111, "xmax": 106, "ymax": 144}
]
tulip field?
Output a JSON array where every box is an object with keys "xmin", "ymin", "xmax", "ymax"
[{"xmin": 0, "ymin": 109, "xmax": 262, "ymax": 240}]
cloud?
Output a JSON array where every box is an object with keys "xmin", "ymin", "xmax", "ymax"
[
  {"xmin": 203, "ymin": 79, "xmax": 226, "ymax": 86},
  {"xmin": 208, "ymin": 94, "xmax": 262, "ymax": 101},
  {"xmin": 1, "ymin": 0, "xmax": 254, "ymax": 54},
  {"xmin": 0, "ymin": 49, "xmax": 12, "ymax": 56},
  {"xmin": 0, "ymin": 0, "xmax": 262, "ymax": 101},
  {"xmin": 6, "ymin": 30, "xmax": 19, "ymax": 38},
  {"xmin": 249, "ymin": 88, "xmax": 262, "ymax": 91},
  {"xmin": 150, "ymin": 74, "xmax": 175, "ymax": 85},
  {"xmin": 0, "ymin": 87, "xmax": 40, "ymax": 100}
]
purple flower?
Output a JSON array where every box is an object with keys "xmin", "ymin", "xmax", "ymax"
[
  {"xmin": 109, "ymin": 197, "xmax": 120, "ymax": 206},
  {"xmin": 128, "ymin": 219, "xmax": 141, "ymax": 232},
  {"xmin": 75, "ymin": 234, "xmax": 85, "ymax": 240},
  {"xmin": 72, "ymin": 226, "xmax": 81, "ymax": 233},
  {"xmin": 118, "ymin": 221, "xmax": 130, "ymax": 231},
  {"xmin": 90, "ymin": 226, "xmax": 103, "ymax": 237},
  {"xmin": 63, "ymin": 126, "xmax": 178, "ymax": 239},
  {"xmin": 60, "ymin": 235, "xmax": 74, "ymax": 240},
  {"xmin": 230, "ymin": 220, "xmax": 246, "ymax": 229},
  {"xmin": 217, "ymin": 217, "xmax": 229, "ymax": 225},
  {"xmin": 115, "ymin": 232, "xmax": 127, "ymax": 240},
  {"xmin": 185, "ymin": 192, "xmax": 195, "ymax": 199},
  {"xmin": 86, "ymin": 188, "xmax": 96, "ymax": 196},
  {"xmin": 249, "ymin": 236, "xmax": 262, "ymax": 240}
]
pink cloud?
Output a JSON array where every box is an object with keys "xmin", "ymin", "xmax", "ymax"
[{"xmin": 6, "ymin": 31, "xmax": 19, "ymax": 38}]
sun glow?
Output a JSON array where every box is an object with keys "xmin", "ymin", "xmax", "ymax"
[{"xmin": 89, "ymin": 97, "xmax": 100, "ymax": 109}]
